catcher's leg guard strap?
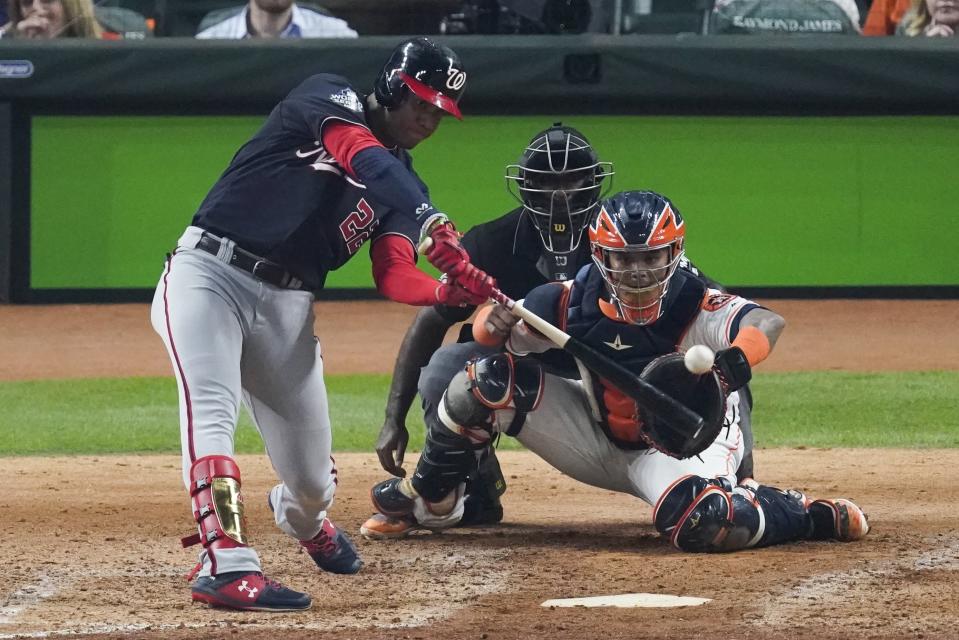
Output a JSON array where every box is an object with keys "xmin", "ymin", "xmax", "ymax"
[
  {"xmin": 181, "ymin": 455, "xmax": 250, "ymax": 552},
  {"xmin": 653, "ymin": 475, "xmax": 812, "ymax": 552},
  {"xmin": 412, "ymin": 416, "xmax": 481, "ymax": 502}
]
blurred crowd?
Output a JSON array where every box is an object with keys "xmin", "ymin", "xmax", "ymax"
[{"xmin": 0, "ymin": 0, "xmax": 955, "ymax": 40}]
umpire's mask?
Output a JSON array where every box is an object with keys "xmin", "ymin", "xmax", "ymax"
[{"xmin": 506, "ymin": 123, "xmax": 613, "ymax": 256}]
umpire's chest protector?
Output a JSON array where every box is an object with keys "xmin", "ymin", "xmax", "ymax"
[{"xmin": 565, "ymin": 267, "xmax": 707, "ymax": 376}]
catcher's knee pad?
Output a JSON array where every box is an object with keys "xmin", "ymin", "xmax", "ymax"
[
  {"xmin": 181, "ymin": 455, "xmax": 250, "ymax": 553},
  {"xmin": 653, "ymin": 474, "xmax": 762, "ymax": 553},
  {"xmin": 654, "ymin": 475, "xmax": 813, "ymax": 552},
  {"xmin": 446, "ymin": 352, "xmax": 544, "ymax": 437}
]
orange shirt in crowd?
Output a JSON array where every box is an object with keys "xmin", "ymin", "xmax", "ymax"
[{"xmin": 863, "ymin": 0, "xmax": 912, "ymax": 35}]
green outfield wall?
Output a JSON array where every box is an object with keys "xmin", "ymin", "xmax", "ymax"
[{"xmin": 30, "ymin": 114, "xmax": 959, "ymax": 290}]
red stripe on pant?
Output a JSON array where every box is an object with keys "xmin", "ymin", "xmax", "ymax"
[{"xmin": 161, "ymin": 253, "xmax": 196, "ymax": 463}]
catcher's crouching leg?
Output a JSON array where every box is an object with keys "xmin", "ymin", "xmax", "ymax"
[
  {"xmin": 367, "ymin": 353, "xmax": 542, "ymax": 534},
  {"xmin": 652, "ymin": 475, "xmax": 870, "ymax": 553}
]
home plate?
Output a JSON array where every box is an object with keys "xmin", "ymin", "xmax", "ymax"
[{"xmin": 541, "ymin": 593, "xmax": 711, "ymax": 608}]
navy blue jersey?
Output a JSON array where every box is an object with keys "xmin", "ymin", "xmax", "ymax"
[{"xmin": 193, "ymin": 74, "xmax": 425, "ymax": 291}]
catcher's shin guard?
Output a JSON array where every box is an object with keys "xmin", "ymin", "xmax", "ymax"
[
  {"xmin": 412, "ymin": 353, "xmax": 542, "ymax": 504},
  {"xmin": 653, "ymin": 475, "xmax": 813, "ymax": 552},
  {"xmin": 411, "ymin": 416, "xmax": 480, "ymax": 502},
  {"xmin": 181, "ymin": 455, "xmax": 251, "ymax": 556},
  {"xmin": 458, "ymin": 449, "xmax": 506, "ymax": 526}
]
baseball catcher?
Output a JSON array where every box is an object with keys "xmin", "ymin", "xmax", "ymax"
[
  {"xmin": 364, "ymin": 124, "xmax": 740, "ymax": 538},
  {"xmin": 364, "ymin": 190, "xmax": 869, "ymax": 552}
]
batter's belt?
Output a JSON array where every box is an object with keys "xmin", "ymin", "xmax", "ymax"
[{"xmin": 195, "ymin": 232, "xmax": 307, "ymax": 291}]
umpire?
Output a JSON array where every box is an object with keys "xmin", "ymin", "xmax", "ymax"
[{"xmin": 370, "ymin": 123, "xmax": 613, "ymax": 532}]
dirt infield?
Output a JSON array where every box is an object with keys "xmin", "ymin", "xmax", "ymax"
[{"xmin": 1, "ymin": 300, "xmax": 958, "ymax": 639}]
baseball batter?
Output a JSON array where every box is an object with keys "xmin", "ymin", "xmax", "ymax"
[
  {"xmin": 366, "ymin": 190, "xmax": 870, "ymax": 552},
  {"xmin": 149, "ymin": 37, "xmax": 497, "ymax": 612}
]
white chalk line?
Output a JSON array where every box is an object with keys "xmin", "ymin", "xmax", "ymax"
[
  {"xmin": 752, "ymin": 535, "xmax": 959, "ymax": 630},
  {"xmin": 0, "ymin": 550, "xmax": 512, "ymax": 638},
  {"xmin": 0, "ymin": 575, "xmax": 58, "ymax": 626}
]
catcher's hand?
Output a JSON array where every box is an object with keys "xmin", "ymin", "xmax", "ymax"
[
  {"xmin": 375, "ymin": 418, "xmax": 410, "ymax": 477},
  {"xmin": 637, "ymin": 353, "xmax": 727, "ymax": 459}
]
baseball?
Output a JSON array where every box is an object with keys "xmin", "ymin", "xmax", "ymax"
[{"xmin": 684, "ymin": 345, "xmax": 714, "ymax": 374}]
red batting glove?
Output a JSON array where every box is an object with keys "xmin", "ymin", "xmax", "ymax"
[
  {"xmin": 425, "ymin": 223, "xmax": 471, "ymax": 277},
  {"xmin": 435, "ymin": 282, "xmax": 487, "ymax": 308},
  {"xmin": 452, "ymin": 263, "xmax": 498, "ymax": 302}
]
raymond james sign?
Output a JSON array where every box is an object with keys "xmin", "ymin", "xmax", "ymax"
[{"xmin": 0, "ymin": 61, "xmax": 35, "ymax": 78}]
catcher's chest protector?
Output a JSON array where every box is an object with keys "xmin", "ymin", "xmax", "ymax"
[{"xmin": 565, "ymin": 267, "xmax": 706, "ymax": 449}]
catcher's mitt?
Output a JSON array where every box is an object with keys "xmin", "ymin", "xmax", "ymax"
[{"xmin": 638, "ymin": 353, "xmax": 727, "ymax": 459}]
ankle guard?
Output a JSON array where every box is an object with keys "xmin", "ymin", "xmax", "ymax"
[{"xmin": 181, "ymin": 455, "xmax": 250, "ymax": 552}]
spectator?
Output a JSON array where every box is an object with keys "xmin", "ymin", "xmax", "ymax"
[
  {"xmin": 863, "ymin": 0, "xmax": 911, "ymax": 34},
  {"xmin": 900, "ymin": 0, "xmax": 959, "ymax": 35},
  {"xmin": 196, "ymin": 0, "xmax": 356, "ymax": 38},
  {"xmin": 4, "ymin": 0, "xmax": 103, "ymax": 38},
  {"xmin": 709, "ymin": 0, "xmax": 861, "ymax": 34}
]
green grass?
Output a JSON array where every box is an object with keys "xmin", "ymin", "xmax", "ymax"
[{"xmin": 0, "ymin": 372, "xmax": 956, "ymax": 455}]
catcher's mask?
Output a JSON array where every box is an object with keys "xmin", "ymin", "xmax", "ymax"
[
  {"xmin": 506, "ymin": 123, "xmax": 613, "ymax": 255},
  {"xmin": 589, "ymin": 190, "xmax": 686, "ymax": 326},
  {"xmin": 373, "ymin": 37, "xmax": 466, "ymax": 120}
]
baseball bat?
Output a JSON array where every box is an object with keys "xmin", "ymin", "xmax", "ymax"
[
  {"xmin": 499, "ymin": 297, "xmax": 705, "ymax": 432},
  {"xmin": 418, "ymin": 235, "xmax": 704, "ymax": 432}
]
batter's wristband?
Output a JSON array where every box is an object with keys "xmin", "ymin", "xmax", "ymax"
[
  {"xmin": 731, "ymin": 326, "xmax": 771, "ymax": 367},
  {"xmin": 418, "ymin": 213, "xmax": 451, "ymax": 248}
]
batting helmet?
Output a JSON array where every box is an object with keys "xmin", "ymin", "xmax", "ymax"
[
  {"xmin": 506, "ymin": 123, "xmax": 613, "ymax": 254},
  {"xmin": 588, "ymin": 190, "xmax": 686, "ymax": 325},
  {"xmin": 373, "ymin": 37, "xmax": 467, "ymax": 120}
]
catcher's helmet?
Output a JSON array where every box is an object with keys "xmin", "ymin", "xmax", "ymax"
[
  {"xmin": 588, "ymin": 190, "xmax": 686, "ymax": 325},
  {"xmin": 506, "ymin": 123, "xmax": 613, "ymax": 254},
  {"xmin": 373, "ymin": 37, "xmax": 467, "ymax": 120}
]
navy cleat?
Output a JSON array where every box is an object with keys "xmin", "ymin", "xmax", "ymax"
[
  {"xmin": 300, "ymin": 518, "xmax": 363, "ymax": 574},
  {"xmin": 370, "ymin": 478, "xmax": 416, "ymax": 517},
  {"xmin": 191, "ymin": 571, "xmax": 311, "ymax": 612}
]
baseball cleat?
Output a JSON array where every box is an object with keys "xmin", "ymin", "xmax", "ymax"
[
  {"xmin": 191, "ymin": 571, "xmax": 311, "ymax": 611},
  {"xmin": 370, "ymin": 478, "xmax": 416, "ymax": 517},
  {"xmin": 809, "ymin": 498, "xmax": 870, "ymax": 542},
  {"xmin": 300, "ymin": 518, "xmax": 363, "ymax": 574},
  {"xmin": 359, "ymin": 512, "xmax": 428, "ymax": 539}
]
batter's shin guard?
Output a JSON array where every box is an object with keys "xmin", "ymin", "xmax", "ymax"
[{"xmin": 181, "ymin": 456, "xmax": 251, "ymax": 561}]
